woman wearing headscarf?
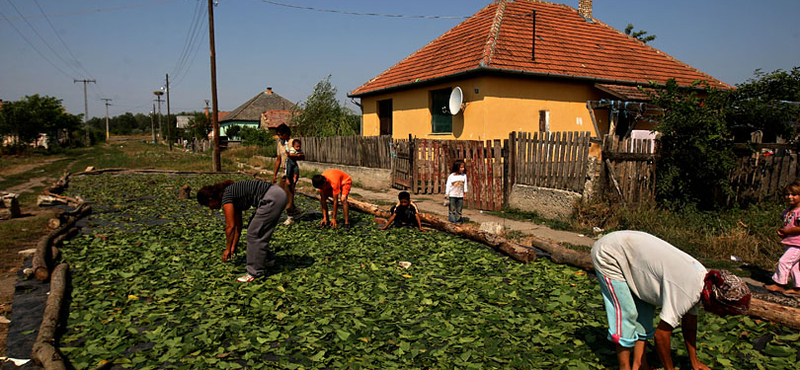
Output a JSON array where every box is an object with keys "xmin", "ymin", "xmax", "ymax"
[
  {"xmin": 591, "ymin": 230, "xmax": 750, "ymax": 370},
  {"xmin": 197, "ymin": 179, "xmax": 288, "ymax": 282}
]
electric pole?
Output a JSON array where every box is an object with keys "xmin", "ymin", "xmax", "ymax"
[
  {"xmin": 151, "ymin": 104, "xmax": 156, "ymax": 143},
  {"xmin": 74, "ymin": 78, "xmax": 96, "ymax": 144},
  {"xmin": 166, "ymin": 73, "xmax": 173, "ymax": 151},
  {"xmin": 208, "ymin": 0, "xmax": 221, "ymax": 171},
  {"xmin": 101, "ymin": 98, "xmax": 112, "ymax": 140},
  {"xmin": 154, "ymin": 91, "xmax": 164, "ymax": 142}
]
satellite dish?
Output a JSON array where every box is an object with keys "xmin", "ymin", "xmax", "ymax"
[{"xmin": 448, "ymin": 87, "xmax": 463, "ymax": 115}]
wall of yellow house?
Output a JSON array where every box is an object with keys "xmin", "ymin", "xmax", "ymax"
[{"xmin": 359, "ymin": 75, "xmax": 613, "ymax": 142}]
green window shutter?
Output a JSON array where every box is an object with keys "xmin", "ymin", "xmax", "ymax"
[{"xmin": 430, "ymin": 89, "xmax": 452, "ymax": 133}]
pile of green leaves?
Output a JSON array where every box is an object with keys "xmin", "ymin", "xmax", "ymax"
[{"xmin": 57, "ymin": 174, "xmax": 797, "ymax": 369}]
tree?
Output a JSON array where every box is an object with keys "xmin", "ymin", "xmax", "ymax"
[
  {"xmin": 186, "ymin": 112, "xmax": 210, "ymax": 140},
  {"xmin": 0, "ymin": 94, "xmax": 82, "ymax": 150},
  {"xmin": 290, "ymin": 75, "xmax": 359, "ymax": 137},
  {"xmin": 648, "ymin": 80, "xmax": 734, "ymax": 210},
  {"xmin": 624, "ymin": 23, "xmax": 656, "ymax": 44},
  {"xmin": 225, "ymin": 125, "xmax": 242, "ymax": 140},
  {"xmin": 718, "ymin": 67, "xmax": 800, "ymax": 142}
]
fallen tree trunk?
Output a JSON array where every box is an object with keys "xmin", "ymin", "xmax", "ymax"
[
  {"xmin": 32, "ymin": 263, "xmax": 69, "ymax": 370},
  {"xmin": 296, "ymin": 189, "xmax": 537, "ymax": 263},
  {"xmin": 33, "ymin": 204, "xmax": 91, "ymax": 281}
]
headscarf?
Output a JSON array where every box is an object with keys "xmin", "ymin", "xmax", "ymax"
[{"xmin": 701, "ymin": 269, "xmax": 751, "ymax": 316}]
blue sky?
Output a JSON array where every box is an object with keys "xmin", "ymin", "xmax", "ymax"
[{"xmin": 1, "ymin": 0, "xmax": 798, "ymax": 119}]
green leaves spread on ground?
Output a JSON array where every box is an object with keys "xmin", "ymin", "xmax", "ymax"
[{"xmin": 58, "ymin": 174, "xmax": 798, "ymax": 369}]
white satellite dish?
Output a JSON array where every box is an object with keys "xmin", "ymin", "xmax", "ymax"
[{"xmin": 448, "ymin": 87, "xmax": 464, "ymax": 115}]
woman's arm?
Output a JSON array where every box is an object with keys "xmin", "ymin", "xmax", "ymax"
[
  {"xmin": 653, "ymin": 320, "xmax": 676, "ymax": 370},
  {"xmin": 222, "ymin": 203, "xmax": 242, "ymax": 262}
]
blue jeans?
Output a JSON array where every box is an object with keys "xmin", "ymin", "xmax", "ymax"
[{"xmin": 448, "ymin": 197, "xmax": 463, "ymax": 223}]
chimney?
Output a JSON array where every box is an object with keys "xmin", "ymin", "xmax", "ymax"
[
  {"xmin": 266, "ymin": 87, "xmax": 273, "ymax": 95},
  {"xmin": 578, "ymin": 0, "xmax": 592, "ymax": 21}
]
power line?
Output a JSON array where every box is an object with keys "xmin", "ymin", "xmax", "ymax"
[
  {"xmin": 0, "ymin": 8, "xmax": 74, "ymax": 79},
  {"xmin": 32, "ymin": 0, "xmax": 95, "ymax": 80},
  {"xmin": 5, "ymin": 0, "xmax": 87, "ymax": 78},
  {"xmin": 254, "ymin": 0, "xmax": 469, "ymax": 20},
  {"xmin": 170, "ymin": 0, "xmax": 204, "ymax": 78},
  {"xmin": 0, "ymin": 0, "xmax": 184, "ymax": 21}
]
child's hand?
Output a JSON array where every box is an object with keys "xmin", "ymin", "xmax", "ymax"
[{"xmin": 778, "ymin": 228, "xmax": 787, "ymax": 237}]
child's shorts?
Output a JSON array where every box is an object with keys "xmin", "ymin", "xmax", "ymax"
[
  {"xmin": 595, "ymin": 271, "xmax": 656, "ymax": 348},
  {"xmin": 285, "ymin": 160, "xmax": 299, "ymax": 184}
]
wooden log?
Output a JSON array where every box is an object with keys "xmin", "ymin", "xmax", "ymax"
[
  {"xmin": 32, "ymin": 263, "xmax": 68, "ymax": 370},
  {"xmin": 295, "ymin": 189, "xmax": 537, "ymax": 263},
  {"xmin": 33, "ymin": 204, "xmax": 91, "ymax": 281},
  {"xmin": 48, "ymin": 217, "xmax": 62, "ymax": 229},
  {"xmin": 519, "ymin": 236, "xmax": 594, "ymax": 271},
  {"xmin": 748, "ymin": 296, "xmax": 800, "ymax": 330}
]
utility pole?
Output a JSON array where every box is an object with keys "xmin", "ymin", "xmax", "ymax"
[
  {"xmin": 208, "ymin": 0, "xmax": 221, "ymax": 171},
  {"xmin": 166, "ymin": 73, "xmax": 173, "ymax": 151},
  {"xmin": 74, "ymin": 78, "xmax": 96, "ymax": 144},
  {"xmin": 101, "ymin": 98, "xmax": 112, "ymax": 140},
  {"xmin": 151, "ymin": 104, "xmax": 156, "ymax": 144},
  {"xmin": 154, "ymin": 91, "xmax": 164, "ymax": 142}
]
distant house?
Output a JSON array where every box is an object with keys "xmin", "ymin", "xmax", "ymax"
[
  {"xmin": 176, "ymin": 115, "xmax": 192, "ymax": 129},
  {"xmin": 348, "ymin": 0, "xmax": 730, "ymax": 141},
  {"xmin": 219, "ymin": 88, "xmax": 296, "ymax": 138}
]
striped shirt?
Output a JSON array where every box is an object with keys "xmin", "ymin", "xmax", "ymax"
[{"xmin": 221, "ymin": 180, "xmax": 272, "ymax": 211}]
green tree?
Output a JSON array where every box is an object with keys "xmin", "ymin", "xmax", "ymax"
[
  {"xmin": 225, "ymin": 125, "xmax": 242, "ymax": 140},
  {"xmin": 290, "ymin": 75, "xmax": 360, "ymax": 137},
  {"xmin": 186, "ymin": 112, "xmax": 210, "ymax": 140},
  {"xmin": 624, "ymin": 23, "xmax": 656, "ymax": 44},
  {"xmin": 718, "ymin": 67, "xmax": 800, "ymax": 141},
  {"xmin": 0, "ymin": 94, "xmax": 82, "ymax": 150},
  {"xmin": 649, "ymin": 80, "xmax": 734, "ymax": 210}
]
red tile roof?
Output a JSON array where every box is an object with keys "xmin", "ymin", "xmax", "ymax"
[{"xmin": 350, "ymin": 0, "xmax": 731, "ymax": 97}]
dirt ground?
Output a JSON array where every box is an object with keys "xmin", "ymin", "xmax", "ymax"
[{"xmin": 0, "ymin": 165, "xmax": 61, "ymax": 358}]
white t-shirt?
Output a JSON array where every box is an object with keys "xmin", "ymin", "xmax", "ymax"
[
  {"xmin": 445, "ymin": 173, "xmax": 468, "ymax": 198},
  {"xmin": 591, "ymin": 230, "xmax": 707, "ymax": 328}
]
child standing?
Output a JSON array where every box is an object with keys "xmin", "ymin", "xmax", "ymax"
[
  {"xmin": 379, "ymin": 191, "xmax": 425, "ymax": 232},
  {"xmin": 445, "ymin": 159, "xmax": 467, "ymax": 224},
  {"xmin": 765, "ymin": 181, "xmax": 800, "ymax": 295}
]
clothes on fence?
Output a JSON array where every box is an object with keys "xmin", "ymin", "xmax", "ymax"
[
  {"xmin": 591, "ymin": 231, "xmax": 708, "ymax": 335},
  {"xmin": 389, "ymin": 201, "xmax": 420, "ymax": 228}
]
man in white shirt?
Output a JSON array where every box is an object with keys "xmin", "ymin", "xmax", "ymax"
[{"xmin": 591, "ymin": 230, "xmax": 750, "ymax": 370}]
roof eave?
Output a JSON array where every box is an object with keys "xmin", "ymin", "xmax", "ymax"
[{"xmin": 348, "ymin": 66, "xmax": 721, "ymax": 99}]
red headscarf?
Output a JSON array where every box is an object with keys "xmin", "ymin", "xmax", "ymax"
[{"xmin": 702, "ymin": 269, "xmax": 751, "ymax": 316}]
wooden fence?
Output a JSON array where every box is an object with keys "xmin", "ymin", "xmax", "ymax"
[
  {"xmin": 412, "ymin": 139, "xmax": 505, "ymax": 211},
  {"xmin": 509, "ymin": 131, "xmax": 592, "ymax": 193},
  {"xmin": 600, "ymin": 134, "xmax": 658, "ymax": 204},
  {"xmin": 729, "ymin": 143, "xmax": 800, "ymax": 203},
  {"xmin": 295, "ymin": 135, "xmax": 393, "ymax": 169}
]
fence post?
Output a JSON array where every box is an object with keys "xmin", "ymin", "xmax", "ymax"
[
  {"xmin": 505, "ymin": 132, "xmax": 516, "ymax": 206},
  {"xmin": 409, "ymin": 134, "xmax": 416, "ymax": 194}
]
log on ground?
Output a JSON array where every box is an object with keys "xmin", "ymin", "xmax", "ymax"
[
  {"xmin": 295, "ymin": 189, "xmax": 536, "ymax": 263},
  {"xmin": 32, "ymin": 263, "xmax": 69, "ymax": 370}
]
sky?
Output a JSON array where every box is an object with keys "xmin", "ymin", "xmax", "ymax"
[{"xmin": 1, "ymin": 0, "xmax": 799, "ymax": 120}]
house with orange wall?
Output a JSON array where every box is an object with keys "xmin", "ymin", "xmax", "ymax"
[{"xmin": 348, "ymin": 0, "xmax": 730, "ymax": 142}]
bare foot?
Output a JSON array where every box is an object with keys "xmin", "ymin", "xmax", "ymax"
[
  {"xmin": 765, "ymin": 284, "xmax": 786, "ymax": 292},
  {"xmin": 784, "ymin": 288, "xmax": 800, "ymax": 295}
]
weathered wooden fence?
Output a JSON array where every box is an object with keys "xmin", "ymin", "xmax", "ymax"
[
  {"xmin": 296, "ymin": 135, "xmax": 393, "ymax": 169},
  {"xmin": 509, "ymin": 131, "xmax": 592, "ymax": 193},
  {"xmin": 729, "ymin": 143, "xmax": 800, "ymax": 203},
  {"xmin": 600, "ymin": 135, "xmax": 658, "ymax": 204},
  {"xmin": 412, "ymin": 139, "xmax": 505, "ymax": 211},
  {"xmin": 391, "ymin": 138, "xmax": 413, "ymax": 189}
]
